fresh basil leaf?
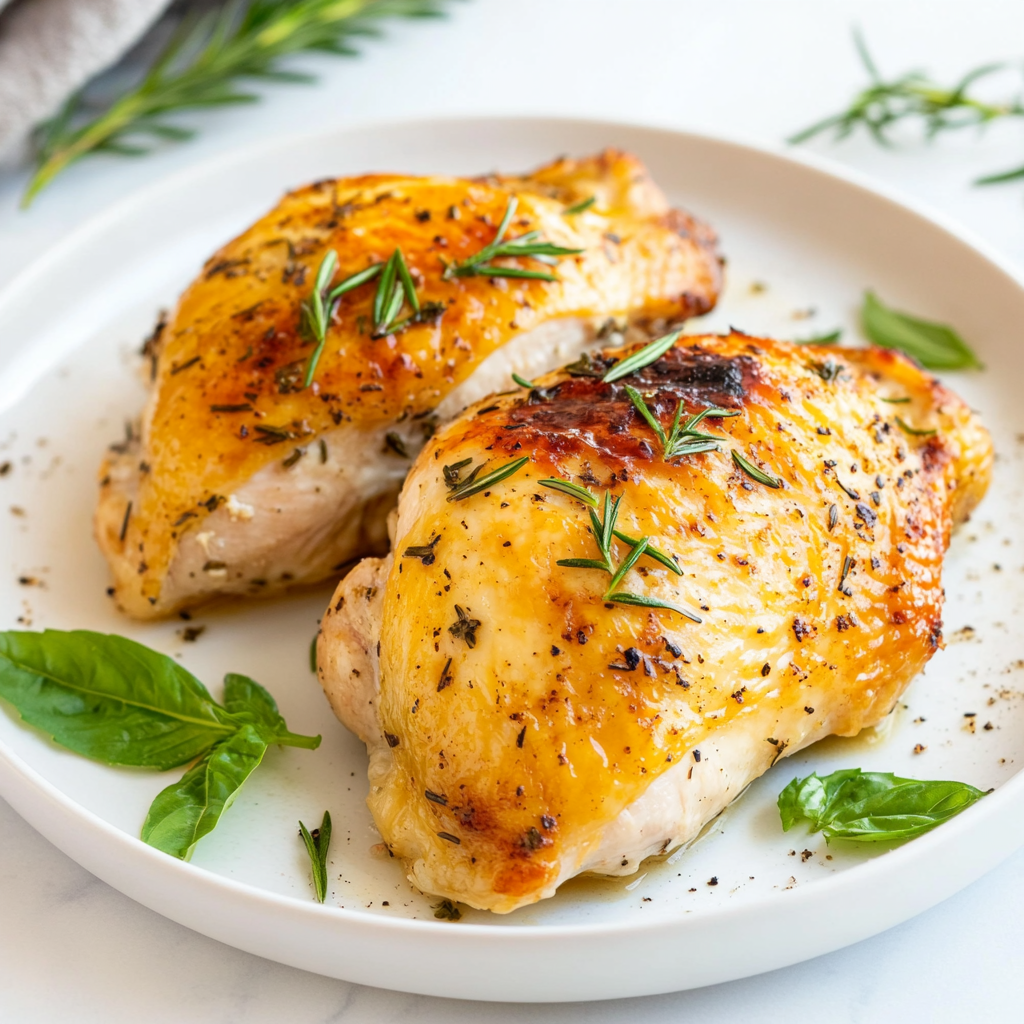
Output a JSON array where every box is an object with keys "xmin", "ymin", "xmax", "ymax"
[
  {"xmin": 861, "ymin": 292, "xmax": 982, "ymax": 370},
  {"xmin": 222, "ymin": 672, "xmax": 320, "ymax": 749},
  {"xmin": 141, "ymin": 724, "xmax": 268, "ymax": 860},
  {"xmin": 779, "ymin": 768, "xmax": 986, "ymax": 843},
  {"xmin": 0, "ymin": 630, "xmax": 236, "ymax": 769}
]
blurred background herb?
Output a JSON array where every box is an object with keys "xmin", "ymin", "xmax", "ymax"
[
  {"xmin": 22, "ymin": 0, "xmax": 454, "ymax": 207},
  {"xmin": 790, "ymin": 30, "xmax": 1024, "ymax": 188}
]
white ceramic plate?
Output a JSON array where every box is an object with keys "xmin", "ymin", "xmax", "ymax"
[{"xmin": 0, "ymin": 118, "xmax": 1023, "ymax": 1003}]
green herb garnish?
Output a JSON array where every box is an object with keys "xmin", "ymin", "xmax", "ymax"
[
  {"xmin": 779, "ymin": 768, "xmax": 986, "ymax": 843},
  {"xmin": 789, "ymin": 30, "xmax": 1015, "ymax": 147},
  {"xmin": 299, "ymin": 810, "xmax": 332, "ymax": 903},
  {"xmin": 838, "ymin": 554, "xmax": 855, "ymax": 592},
  {"xmin": 0, "ymin": 630, "xmax": 319, "ymax": 859},
  {"xmin": 373, "ymin": 248, "xmax": 420, "ymax": 337},
  {"xmin": 789, "ymin": 30, "xmax": 1024, "ymax": 188},
  {"xmin": 309, "ymin": 635, "xmax": 318, "ymax": 674},
  {"xmin": 433, "ymin": 898, "xmax": 463, "ymax": 921},
  {"xmin": 556, "ymin": 491, "xmax": 698, "ymax": 619},
  {"xmin": 301, "ymin": 253, "xmax": 384, "ymax": 386},
  {"xmin": 732, "ymin": 450, "xmax": 782, "ymax": 488},
  {"xmin": 894, "ymin": 416, "xmax": 937, "ymax": 437},
  {"xmin": 862, "ymin": 292, "xmax": 981, "ymax": 371},
  {"xmin": 23, "ymin": 0, "xmax": 454, "ymax": 206},
  {"xmin": 512, "ymin": 373, "xmax": 535, "ymax": 388},
  {"xmin": 445, "ymin": 456, "xmax": 530, "ymax": 502},
  {"xmin": 448, "ymin": 605, "xmax": 481, "ymax": 648},
  {"xmin": 602, "ymin": 330, "xmax": 682, "ymax": 383},
  {"xmin": 442, "ymin": 196, "xmax": 583, "ymax": 282},
  {"xmin": 624, "ymin": 385, "xmax": 738, "ymax": 461},
  {"xmin": 793, "ymin": 329, "xmax": 843, "ymax": 345},
  {"xmin": 539, "ymin": 477, "xmax": 598, "ymax": 506},
  {"xmin": 563, "ymin": 196, "xmax": 596, "ymax": 215}
]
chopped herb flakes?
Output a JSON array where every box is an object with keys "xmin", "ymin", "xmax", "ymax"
[
  {"xmin": 403, "ymin": 535, "xmax": 440, "ymax": 565},
  {"xmin": 448, "ymin": 605, "xmax": 481, "ymax": 648},
  {"xmin": 433, "ymin": 898, "xmax": 462, "ymax": 920}
]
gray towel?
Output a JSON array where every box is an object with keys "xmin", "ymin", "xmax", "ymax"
[{"xmin": 0, "ymin": 0, "xmax": 172, "ymax": 162}]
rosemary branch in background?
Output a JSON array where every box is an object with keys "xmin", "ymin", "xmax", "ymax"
[
  {"xmin": 23, "ymin": 0, "xmax": 453, "ymax": 207},
  {"xmin": 790, "ymin": 30, "xmax": 1024, "ymax": 187}
]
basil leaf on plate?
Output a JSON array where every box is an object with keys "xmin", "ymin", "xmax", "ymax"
[
  {"xmin": 861, "ymin": 291, "xmax": 982, "ymax": 370},
  {"xmin": 0, "ymin": 629, "xmax": 237, "ymax": 769},
  {"xmin": 0, "ymin": 629, "xmax": 323, "ymax": 860},
  {"xmin": 141, "ymin": 725, "xmax": 269, "ymax": 860},
  {"xmin": 779, "ymin": 768, "xmax": 986, "ymax": 842},
  {"xmin": 223, "ymin": 672, "xmax": 320, "ymax": 749}
]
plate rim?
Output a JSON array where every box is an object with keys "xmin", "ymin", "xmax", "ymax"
[{"xmin": 1, "ymin": 114, "xmax": 1022, "ymax": 998}]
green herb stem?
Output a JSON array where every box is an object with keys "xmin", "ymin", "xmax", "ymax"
[
  {"xmin": 553, "ymin": 490, "xmax": 698, "ymax": 618},
  {"xmin": 603, "ymin": 330, "xmax": 681, "ymax": 383},
  {"xmin": 563, "ymin": 196, "xmax": 596, "ymax": 215},
  {"xmin": 442, "ymin": 195, "xmax": 583, "ymax": 281},
  {"xmin": 299, "ymin": 810, "xmax": 332, "ymax": 903},
  {"xmin": 446, "ymin": 456, "xmax": 530, "ymax": 502},
  {"xmin": 539, "ymin": 477, "xmax": 598, "ymax": 506},
  {"xmin": 732, "ymin": 450, "xmax": 783, "ymax": 488},
  {"xmin": 24, "ymin": 0, "xmax": 454, "ymax": 206}
]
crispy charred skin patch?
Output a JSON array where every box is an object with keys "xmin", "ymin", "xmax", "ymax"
[{"xmin": 467, "ymin": 345, "xmax": 759, "ymax": 467}]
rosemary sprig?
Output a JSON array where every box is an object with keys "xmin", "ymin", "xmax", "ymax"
[
  {"xmin": 446, "ymin": 456, "xmax": 529, "ymax": 502},
  {"xmin": 301, "ymin": 253, "xmax": 384, "ymax": 386},
  {"xmin": 790, "ymin": 30, "xmax": 1024, "ymax": 188},
  {"xmin": 602, "ymin": 330, "xmax": 682, "ymax": 383},
  {"xmin": 895, "ymin": 416, "xmax": 937, "ymax": 437},
  {"xmin": 539, "ymin": 477, "xmax": 681, "ymax": 575},
  {"xmin": 732, "ymin": 450, "xmax": 783, "ymax": 488},
  {"xmin": 563, "ymin": 196, "xmax": 596, "ymax": 215},
  {"xmin": 372, "ymin": 248, "xmax": 422, "ymax": 337},
  {"xmin": 298, "ymin": 810, "xmax": 332, "ymax": 904},
  {"xmin": 24, "ymin": 0, "xmax": 453, "ymax": 206},
  {"xmin": 625, "ymin": 386, "xmax": 738, "ymax": 461},
  {"xmin": 539, "ymin": 478, "xmax": 597, "ymax": 506},
  {"xmin": 555, "ymin": 490, "xmax": 698, "ymax": 619},
  {"xmin": 442, "ymin": 196, "xmax": 583, "ymax": 282}
]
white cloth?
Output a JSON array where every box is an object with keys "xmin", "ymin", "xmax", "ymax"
[{"xmin": 0, "ymin": 0, "xmax": 171, "ymax": 161}]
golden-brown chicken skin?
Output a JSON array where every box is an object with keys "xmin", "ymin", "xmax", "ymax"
[
  {"xmin": 95, "ymin": 150, "xmax": 721, "ymax": 619},
  {"xmin": 318, "ymin": 332, "xmax": 991, "ymax": 913}
]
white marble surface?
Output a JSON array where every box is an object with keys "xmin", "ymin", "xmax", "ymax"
[{"xmin": 2, "ymin": 1, "xmax": 1024, "ymax": 1019}]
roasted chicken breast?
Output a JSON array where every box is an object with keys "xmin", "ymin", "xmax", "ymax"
[
  {"xmin": 95, "ymin": 150, "xmax": 721, "ymax": 619},
  {"xmin": 318, "ymin": 331, "xmax": 991, "ymax": 913}
]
